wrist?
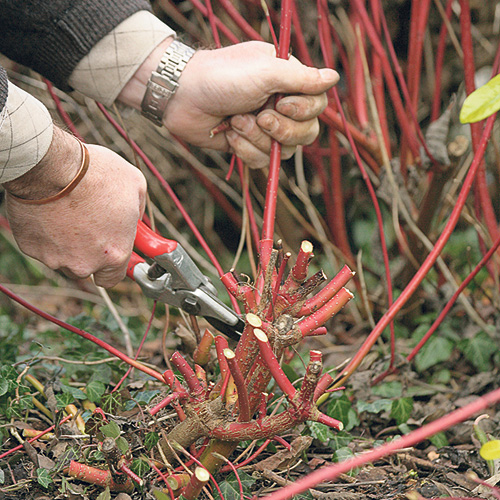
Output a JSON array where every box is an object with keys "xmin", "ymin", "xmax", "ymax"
[
  {"xmin": 117, "ymin": 36, "xmax": 175, "ymax": 111},
  {"xmin": 3, "ymin": 127, "xmax": 83, "ymax": 200}
]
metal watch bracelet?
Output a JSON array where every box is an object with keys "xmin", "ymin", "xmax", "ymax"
[{"xmin": 141, "ymin": 39, "xmax": 195, "ymax": 126}]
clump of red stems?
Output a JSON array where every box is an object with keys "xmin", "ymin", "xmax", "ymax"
[{"xmin": 144, "ymin": 239, "xmax": 354, "ymax": 499}]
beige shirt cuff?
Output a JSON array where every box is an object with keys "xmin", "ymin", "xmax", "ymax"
[
  {"xmin": 0, "ymin": 82, "xmax": 53, "ymax": 182},
  {"xmin": 68, "ymin": 10, "xmax": 175, "ymax": 106}
]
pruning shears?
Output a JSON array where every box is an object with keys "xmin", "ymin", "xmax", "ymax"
[{"xmin": 126, "ymin": 221, "xmax": 244, "ymax": 340}]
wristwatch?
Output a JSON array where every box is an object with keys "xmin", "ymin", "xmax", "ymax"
[{"xmin": 141, "ymin": 40, "xmax": 196, "ymax": 126}]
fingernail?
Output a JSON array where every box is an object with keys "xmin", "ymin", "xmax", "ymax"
[
  {"xmin": 225, "ymin": 130, "xmax": 238, "ymax": 142},
  {"xmin": 277, "ymin": 101, "xmax": 297, "ymax": 117},
  {"xmin": 319, "ymin": 68, "xmax": 340, "ymax": 85},
  {"xmin": 258, "ymin": 114, "xmax": 278, "ymax": 132},
  {"xmin": 231, "ymin": 114, "xmax": 251, "ymax": 133}
]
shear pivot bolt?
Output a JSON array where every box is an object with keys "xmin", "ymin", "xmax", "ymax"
[{"xmin": 182, "ymin": 296, "xmax": 200, "ymax": 315}]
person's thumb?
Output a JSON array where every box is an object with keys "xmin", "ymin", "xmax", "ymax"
[{"xmin": 266, "ymin": 62, "xmax": 339, "ymax": 96}]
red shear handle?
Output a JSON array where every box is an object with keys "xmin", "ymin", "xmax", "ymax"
[
  {"xmin": 127, "ymin": 251, "xmax": 145, "ymax": 280},
  {"xmin": 134, "ymin": 220, "xmax": 178, "ymax": 258}
]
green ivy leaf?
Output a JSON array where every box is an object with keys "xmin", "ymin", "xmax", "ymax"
[
  {"xmin": 0, "ymin": 378, "xmax": 9, "ymax": 397},
  {"xmin": 85, "ymin": 380, "xmax": 106, "ymax": 403},
  {"xmin": 96, "ymin": 487, "xmax": 112, "ymax": 500},
  {"xmin": 327, "ymin": 395, "xmax": 360, "ymax": 432},
  {"xmin": 214, "ymin": 471, "xmax": 256, "ymax": 500},
  {"xmin": 480, "ymin": 440, "xmax": 500, "ymax": 460},
  {"xmin": 154, "ymin": 489, "xmax": 172, "ymax": 500},
  {"xmin": 333, "ymin": 447, "xmax": 359, "ymax": 476},
  {"xmin": 328, "ymin": 431, "xmax": 353, "ymax": 451},
  {"xmin": 36, "ymin": 468, "xmax": 53, "ymax": 489},
  {"xmin": 460, "ymin": 73, "xmax": 500, "ymax": 123},
  {"xmin": 429, "ymin": 432, "xmax": 448, "ymax": 449},
  {"xmin": 458, "ymin": 331, "xmax": 497, "ymax": 372},
  {"xmin": 115, "ymin": 436, "xmax": 129, "ymax": 454},
  {"xmin": 281, "ymin": 363, "xmax": 301, "ymax": 383},
  {"xmin": 145, "ymin": 432, "xmax": 160, "ymax": 451},
  {"xmin": 133, "ymin": 390, "xmax": 161, "ymax": 405},
  {"xmin": 371, "ymin": 381, "xmax": 402, "ymax": 398},
  {"xmin": 390, "ymin": 397, "xmax": 413, "ymax": 425},
  {"xmin": 60, "ymin": 383, "xmax": 87, "ymax": 401},
  {"xmin": 56, "ymin": 392, "xmax": 74, "ymax": 410},
  {"xmin": 415, "ymin": 336, "xmax": 454, "ymax": 372},
  {"xmin": 308, "ymin": 422, "xmax": 334, "ymax": 443},
  {"xmin": 130, "ymin": 457, "xmax": 150, "ymax": 477},
  {"xmin": 334, "ymin": 446, "xmax": 354, "ymax": 463},
  {"xmin": 100, "ymin": 421, "xmax": 121, "ymax": 439},
  {"xmin": 90, "ymin": 364, "xmax": 112, "ymax": 385},
  {"xmin": 357, "ymin": 399, "xmax": 393, "ymax": 414}
]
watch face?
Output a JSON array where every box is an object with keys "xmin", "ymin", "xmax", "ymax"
[{"xmin": 141, "ymin": 41, "xmax": 195, "ymax": 125}]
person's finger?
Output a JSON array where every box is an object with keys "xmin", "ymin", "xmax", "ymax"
[
  {"xmin": 226, "ymin": 130, "xmax": 296, "ymax": 169},
  {"xmin": 93, "ymin": 264, "xmax": 128, "ymax": 288},
  {"xmin": 230, "ymin": 114, "xmax": 272, "ymax": 153},
  {"xmin": 276, "ymin": 94, "xmax": 328, "ymax": 121},
  {"xmin": 263, "ymin": 60, "xmax": 339, "ymax": 96},
  {"xmin": 256, "ymin": 110, "xmax": 319, "ymax": 146}
]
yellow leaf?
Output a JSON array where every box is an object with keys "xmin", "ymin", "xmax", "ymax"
[
  {"xmin": 479, "ymin": 440, "xmax": 500, "ymax": 460},
  {"xmin": 460, "ymin": 73, "xmax": 500, "ymax": 124}
]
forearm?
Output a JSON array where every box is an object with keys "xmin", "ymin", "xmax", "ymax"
[{"xmin": 3, "ymin": 127, "xmax": 81, "ymax": 200}]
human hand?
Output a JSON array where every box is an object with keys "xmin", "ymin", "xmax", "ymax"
[
  {"xmin": 4, "ymin": 127, "xmax": 147, "ymax": 288},
  {"xmin": 166, "ymin": 41, "xmax": 339, "ymax": 168},
  {"xmin": 119, "ymin": 40, "xmax": 339, "ymax": 169}
]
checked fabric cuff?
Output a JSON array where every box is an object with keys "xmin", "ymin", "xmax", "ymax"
[
  {"xmin": 0, "ymin": 81, "xmax": 53, "ymax": 183},
  {"xmin": 68, "ymin": 10, "xmax": 176, "ymax": 106}
]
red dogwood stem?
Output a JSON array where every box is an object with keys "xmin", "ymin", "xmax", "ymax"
[
  {"xmin": 315, "ymin": 412, "xmax": 343, "ymax": 431},
  {"xmin": 254, "ymin": 329, "xmax": 296, "ymax": 398},
  {"xmin": 350, "ymin": 0, "xmax": 420, "ymax": 159},
  {"xmin": 298, "ymin": 288, "xmax": 353, "ymax": 336},
  {"xmin": 335, "ymin": 112, "xmax": 497, "ymax": 387},
  {"xmin": 187, "ymin": 0, "xmax": 240, "ymax": 43},
  {"xmin": 298, "ymin": 265, "xmax": 354, "ymax": 316},
  {"xmin": 260, "ymin": 387, "xmax": 500, "ymax": 500},
  {"xmin": 261, "ymin": 0, "xmax": 293, "ymax": 253},
  {"xmin": 221, "ymin": 271, "xmax": 257, "ymax": 309},
  {"xmin": 304, "ymin": 327, "xmax": 328, "ymax": 337},
  {"xmin": 313, "ymin": 373, "xmax": 334, "ymax": 402},
  {"xmin": 120, "ymin": 464, "xmax": 143, "ymax": 487},
  {"xmin": 224, "ymin": 348, "xmax": 251, "ymax": 422},
  {"xmin": 181, "ymin": 467, "xmax": 210, "ymax": 500},
  {"xmin": 171, "ymin": 351, "xmax": 204, "ymax": 399},
  {"xmin": 215, "ymin": 336, "xmax": 230, "ymax": 379},
  {"xmin": 163, "ymin": 370, "xmax": 186, "ymax": 394},
  {"xmin": 298, "ymin": 350, "xmax": 322, "ymax": 403},
  {"xmin": 149, "ymin": 393, "xmax": 181, "ymax": 416},
  {"xmin": 68, "ymin": 460, "xmax": 134, "ymax": 493},
  {"xmin": 211, "ymin": 410, "xmax": 299, "ymax": 441},
  {"xmin": 193, "ymin": 329, "xmax": 214, "ymax": 366},
  {"xmin": 0, "ymin": 414, "xmax": 72, "ymax": 460},
  {"xmin": 291, "ymin": 241, "xmax": 314, "ymax": 282},
  {"xmin": 217, "ymin": 0, "xmax": 263, "ymax": 41},
  {"xmin": 459, "ymin": 0, "xmax": 500, "ymax": 244},
  {"xmin": 407, "ymin": 232, "xmax": 500, "ymax": 362}
]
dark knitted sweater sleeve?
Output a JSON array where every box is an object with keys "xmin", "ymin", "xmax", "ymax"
[
  {"xmin": 0, "ymin": 0, "xmax": 152, "ymax": 91},
  {"xmin": 0, "ymin": 66, "xmax": 7, "ymax": 114}
]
